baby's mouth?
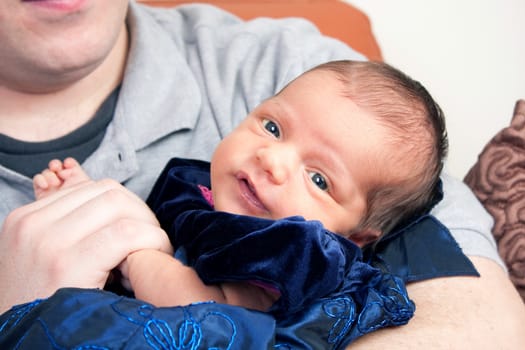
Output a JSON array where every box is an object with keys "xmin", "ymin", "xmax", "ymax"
[{"xmin": 237, "ymin": 175, "xmax": 268, "ymax": 213}]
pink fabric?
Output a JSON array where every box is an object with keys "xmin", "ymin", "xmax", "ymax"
[
  {"xmin": 248, "ymin": 280, "xmax": 282, "ymax": 296},
  {"xmin": 464, "ymin": 99, "xmax": 525, "ymax": 302},
  {"xmin": 198, "ymin": 184, "xmax": 214, "ymax": 207}
]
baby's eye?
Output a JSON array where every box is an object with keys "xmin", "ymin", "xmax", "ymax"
[
  {"xmin": 308, "ymin": 171, "xmax": 328, "ymax": 191},
  {"xmin": 262, "ymin": 119, "xmax": 280, "ymax": 138}
]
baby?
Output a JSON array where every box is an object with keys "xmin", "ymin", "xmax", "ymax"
[{"xmin": 34, "ymin": 60, "xmax": 447, "ymax": 346}]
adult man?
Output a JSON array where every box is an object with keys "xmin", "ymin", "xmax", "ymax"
[{"xmin": 1, "ymin": 0, "xmax": 524, "ymax": 348}]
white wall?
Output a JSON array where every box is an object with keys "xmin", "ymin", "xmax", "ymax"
[{"xmin": 347, "ymin": 0, "xmax": 525, "ymax": 179}]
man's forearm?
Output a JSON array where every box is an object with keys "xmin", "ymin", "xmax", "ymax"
[{"xmin": 346, "ymin": 256, "xmax": 525, "ymax": 349}]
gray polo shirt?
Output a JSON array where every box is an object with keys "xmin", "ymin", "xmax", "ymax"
[{"xmin": 0, "ymin": 1, "xmax": 503, "ymax": 268}]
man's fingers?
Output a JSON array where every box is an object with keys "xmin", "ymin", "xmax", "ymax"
[
  {"xmin": 52, "ymin": 186, "xmax": 159, "ymax": 241},
  {"xmin": 75, "ymin": 219, "xmax": 172, "ymax": 275},
  {"xmin": 10, "ymin": 179, "xmax": 109, "ymax": 222},
  {"xmin": 9, "ymin": 178, "xmax": 157, "ymax": 244}
]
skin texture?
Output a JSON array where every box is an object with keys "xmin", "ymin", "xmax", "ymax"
[{"xmin": 1, "ymin": 1, "xmax": 524, "ymax": 348}]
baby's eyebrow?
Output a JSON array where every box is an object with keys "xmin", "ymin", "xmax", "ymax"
[
  {"xmin": 321, "ymin": 150, "xmax": 354, "ymax": 197},
  {"xmin": 265, "ymin": 99, "xmax": 293, "ymax": 130},
  {"xmin": 316, "ymin": 139, "xmax": 346, "ymax": 174},
  {"xmin": 267, "ymin": 99, "xmax": 285, "ymax": 116}
]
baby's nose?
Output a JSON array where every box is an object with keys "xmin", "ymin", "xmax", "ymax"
[{"xmin": 256, "ymin": 146, "xmax": 293, "ymax": 185}]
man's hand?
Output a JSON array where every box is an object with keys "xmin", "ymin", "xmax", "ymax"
[{"xmin": 0, "ymin": 178, "xmax": 172, "ymax": 313}]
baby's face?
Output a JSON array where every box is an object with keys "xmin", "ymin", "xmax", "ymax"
[{"xmin": 210, "ymin": 70, "xmax": 392, "ymax": 241}]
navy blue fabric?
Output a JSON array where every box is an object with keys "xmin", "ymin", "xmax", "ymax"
[
  {"xmin": 0, "ymin": 282, "xmax": 412, "ymax": 350},
  {"xmin": 0, "ymin": 288, "xmax": 276, "ymax": 350},
  {"xmin": 0, "ymin": 158, "xmax": 479, "ymax": 349},
  {"xmin": 363, "ymin": 215, "xmax": 480, "ymax": 282},
  {"xmin": 147, "ymin": 158, "xmax": 415, "ymax": 320}
]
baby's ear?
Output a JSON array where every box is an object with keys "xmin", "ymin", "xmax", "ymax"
[{"xmin": 350, "ymin": 228, "xmax": 381, "ymax": 248}]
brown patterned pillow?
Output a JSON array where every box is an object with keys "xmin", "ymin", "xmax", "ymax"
[{"xmin": 464, "ymin": 99, "xmax": 525, "ymax": 302}]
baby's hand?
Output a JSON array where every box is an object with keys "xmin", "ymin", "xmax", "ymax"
[
  {"xmin": 118, "ymin": 258, "xmax": 133, "ymax": 292},
  {"xmin": 119, "ymin": 250, "xmax": 158, "ymax": 293},
  {"xmin": 33, "ymin": 157, "xmax": 90, "ymax": 199}
]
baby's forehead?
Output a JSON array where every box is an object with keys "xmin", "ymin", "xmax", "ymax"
[{"xmin": 282, "ymin": 68, "xmax": 343, "ymax": 91}]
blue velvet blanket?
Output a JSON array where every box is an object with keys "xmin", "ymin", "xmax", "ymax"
[{"xmin": 0, "ymin": 158, "xmax": 478, "ymax": 349}]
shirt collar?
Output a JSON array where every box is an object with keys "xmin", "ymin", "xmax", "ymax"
[{"xmin": 116, "ymin": 1, "xmax": 202, "ymax": 150}]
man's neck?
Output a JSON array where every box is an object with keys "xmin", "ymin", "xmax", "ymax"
[{"xmin": 0, "ymin": 25, "xmax": 128, "ymax": 143}]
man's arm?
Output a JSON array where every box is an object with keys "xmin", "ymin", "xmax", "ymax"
[{"xmin": 347, "ymin": 257, "xmax": 525, "ymax": 349}]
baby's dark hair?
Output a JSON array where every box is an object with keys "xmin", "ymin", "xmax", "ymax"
[{"xmin": 311, "ymin": 60, "xmax": 448, "ymax": 238}]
